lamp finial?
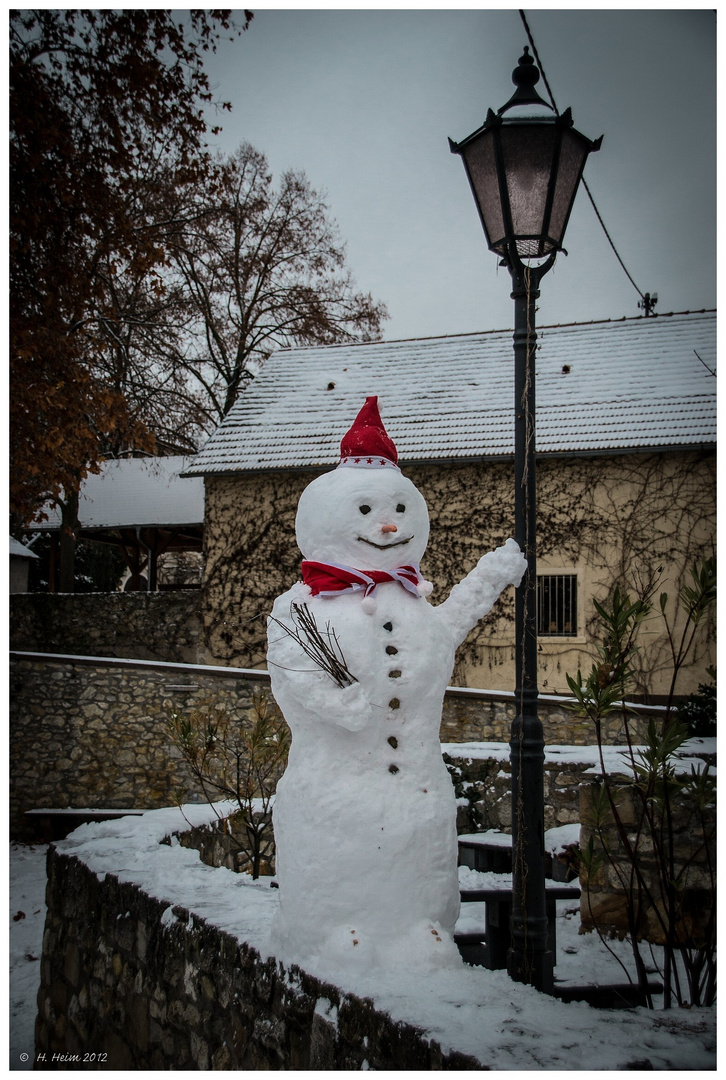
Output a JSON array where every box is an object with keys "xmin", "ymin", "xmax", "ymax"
[
  {"xmin": 512, "ymin": 46, "xmax": 540, "ymax": 92},
  {"xmin": 498, "ymin": 45, "xmax": 552, "ymax": 114}
]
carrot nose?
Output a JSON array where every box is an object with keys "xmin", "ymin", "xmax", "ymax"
[{"xmin": 381, "ymin": 523, "xmax": 398, "ymax": 534}]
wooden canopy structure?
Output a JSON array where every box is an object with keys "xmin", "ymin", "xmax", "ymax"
[{"xmin": 28, "ymin": 456, "xmax": 204, "ymax": 592}]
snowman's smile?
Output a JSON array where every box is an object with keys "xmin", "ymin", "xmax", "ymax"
[{"xmin": 357, "ymin": 535, "xmax": 414, "ymax": 550}]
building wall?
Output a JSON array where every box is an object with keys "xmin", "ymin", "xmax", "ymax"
[{"xmin": 201, "ymin": 450, "xmax": 716, "ymax": 699}]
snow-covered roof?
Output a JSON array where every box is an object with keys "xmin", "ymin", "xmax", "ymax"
[
  {"xmin": 29, "ymin": 456, "xmax": 204, "ymax": 531},
  {"xmin": 184, "ymin": 311, "xmax": 716, "ymax": 476},
  {"xmin": 10, "ymin": 536, "xmax": 39, "ymax": 559}
]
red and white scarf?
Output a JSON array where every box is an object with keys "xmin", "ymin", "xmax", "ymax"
[{"xmin": 301, "ymin": 559, "xmax": 424, "ymax": 599}]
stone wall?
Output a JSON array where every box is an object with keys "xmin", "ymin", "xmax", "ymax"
[
  {"xmin": 439, "ymin": 687, "xmax": 655, "ymax": 746},
  {"xmin": 177, "ymin": 808, "xmax": 277, "ymax": 878},
  {"xmin": 11, "ymin": 653, "xmax": 666, "ymax": 840},
  {"xmin": 445, "ymin": 749, "xmax": 584, "ymax": 836},
  {"xmin": 10, "ymin": 591, "xmax": 203, "ymax": 664},
  {"xmin": 36, "ymin": 847, "xmax": 480, "ymax": 1070},
  {"xmin": 9, "ymin": 655, "xmax": 270, "ymax": 840},
  {"xmin": 578, "ymin": 780, "xmax": 716, "ymax": 945}
]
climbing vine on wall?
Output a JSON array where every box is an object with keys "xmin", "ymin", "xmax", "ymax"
[
  {"xmin": 203, "ymin": 472, "xmax": 313, "ymax": 668},
  {"xmin": 202, "ymin": 450, "xmax": 715, "ymax": 698}
]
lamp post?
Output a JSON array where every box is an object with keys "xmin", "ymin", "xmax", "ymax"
[{"xmin": 449, "ymin": 47, "xmax": 601, "ymax": 993}]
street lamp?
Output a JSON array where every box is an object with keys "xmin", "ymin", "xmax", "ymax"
[{"xmin": 449, "ymin": 47, "xmax": 601, "ymax": 993}]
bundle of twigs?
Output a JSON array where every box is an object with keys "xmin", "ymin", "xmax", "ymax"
[{"xmin": 269, "ymin": 602, "xmax": 357, "ymax": 687}]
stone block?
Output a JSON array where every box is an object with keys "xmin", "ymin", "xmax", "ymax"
[
  {"xmin": 148, "ymin": 1016, "xmax": 164, "ymax": 1045},
  {"xmin": 160, "ymin": 1025, "xmax": 177, "ymax": 1058},
  {"xmin": 100, "ymin": 1029, "xmax": 136, "ymax": 1070},
  {"xmin": 580, "ymin": 891, "xmax": 630, "ymax": 936},
  {"xmin": 167, "ymin": 999, "xmax": 186, "ymax": 1027},
  {"xmin": 211, "ymin": 1043, "xmax": 233, "ymax": 1069},
  {"xmin": 226, "ymin": 1008, "xmax": 251, "ymax": 1062},
  {"xmin": 50, "ymin": 976, "xmax": 70, "ymax": 1015},
  {"xmin": 201, "ymin": 974, "xmax": 217, "ymax": 1002},
  {"xmin": 310, "ymin": 1011, "xmax": 337, "ymax": 1069},
  {"xmin": 127, "ymin": 994, "xmax": 150, "ymax": 1053},
  {"xmin": 496, "ymin": 799, "xmax": 513, "ymax": 830},
  {"xmin": 183, "ymin": 1002, "xmax": 201, "ymax": 1027},
  {"xmin": 66, "ymin": 992, "xmax": 88, "ymax": 1044},
  {"xmin": 115, "ymin": 915, "xmax": 135, "ymax": 953},
  {"xmin": 136, "ymin": 921, "xmax": 148, "ymax": 962},
  {"xmin": 190, "ymin": 1032, "xmax": 210, "ymax": 1070}
]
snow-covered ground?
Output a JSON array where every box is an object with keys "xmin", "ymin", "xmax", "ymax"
[
  {"xmin": 9, "ymin": 801, "xmax": 716, "ymax": 1071},
  {"xmin": 9, "ymin": 843, "xmax": 48, "ymax": 1071}
]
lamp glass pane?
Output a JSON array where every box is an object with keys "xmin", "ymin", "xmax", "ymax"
[
  {"xmin": 499, "ymin": 125, "xmax": 556, "ymax": 252},
  {"xmin": 548, "ymin": 129, "xmax": 589, "ymax": 244},
  {"xmin": 462, "ymin": 131, "xmax": 505, "ymax": 251}
]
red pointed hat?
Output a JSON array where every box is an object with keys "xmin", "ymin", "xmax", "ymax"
[{"xmin": 339, "ymin": 396, "xmax": 399, "ymax": 469}]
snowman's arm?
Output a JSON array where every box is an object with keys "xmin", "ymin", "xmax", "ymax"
[
  {"xmin": 267, "ymin": 592, "xmax": 373, "ymax": 732},
  {"xmin": 434, "ymin": 538, "xmax": 527, "ymax": 648}
]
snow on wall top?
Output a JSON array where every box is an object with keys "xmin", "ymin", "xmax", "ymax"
[
  {"xmin": 28, "ymin": 456, "xmax": 204, "ymax": 531},
  {"xmin": 184, "ymin": 311, "xmax": 716, "ymax": 476}
]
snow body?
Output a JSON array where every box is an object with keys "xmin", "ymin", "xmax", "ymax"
[{"xmin": 268, "ymin": 464, "xmax": 526, "ymax": 973}]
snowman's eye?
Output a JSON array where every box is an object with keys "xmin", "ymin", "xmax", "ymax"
[
  {"xmin": 359, "ymin": 504, "xmax": 372, "ymax": 515},
  {"xmin": 396, "ymin": 503, "xmax": 406, "ymax": 513}
]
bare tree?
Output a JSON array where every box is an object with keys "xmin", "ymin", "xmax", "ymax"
[
  {"xmin": 91, "ymin": 256, "xmax": 215, "ymax": 456},
  {"xmin": 170, "ymin": 143, "xmax": 388, "ymax": 420}
]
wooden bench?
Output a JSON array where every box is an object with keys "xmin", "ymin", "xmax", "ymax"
[
  {"xmin": 458, "ymin": 832, "xmax": 578, "ymax": 882},
  {"xmin": 455, "ymin": 883, "xmax": 581, "ymax": 970},
  {"xmin": 551, "ymin": 979, "xmax": 663, "ymax": 1008},
  {"xmin": 458, "ymin": 832, "xmax": 513, "ymax": 874},
  {"xmin": 455, "ymin": 853, "xmax": 663, "ymax": 1006},
  {"xmin": 25, "ymin": 808, "xmax": 146, "ymax": 842}
]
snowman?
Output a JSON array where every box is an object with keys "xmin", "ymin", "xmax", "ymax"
[{"xmin": 267, "ymin": 397, "xmax": 526, "ymax": 974}]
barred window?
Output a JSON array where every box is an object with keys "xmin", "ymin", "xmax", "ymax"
[{"xmin": 537, "ymin": 574, "xmax": 578, "ymax": 637}]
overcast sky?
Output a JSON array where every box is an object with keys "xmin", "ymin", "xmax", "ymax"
[{"xmin": 203, "ymin": 6, "xmax": 716, "ymax": 342}]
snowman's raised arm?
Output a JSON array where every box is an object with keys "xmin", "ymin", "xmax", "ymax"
[
  {"xmin": 267, "ymin": 588, "xmax": 373, "ymax": 732},
  {"xmin": 435, "ymin": 538, "xmax": 527, "ymax": 648}
]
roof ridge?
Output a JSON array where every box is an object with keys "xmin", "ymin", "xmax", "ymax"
[{"xmin": 276, "ymin": 309, "xmax": 716, "ymax": 353}]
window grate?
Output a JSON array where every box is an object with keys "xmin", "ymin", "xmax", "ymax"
[{"xmin": 537, "ymin": 574, "xmax": 578, "ymax": 637}]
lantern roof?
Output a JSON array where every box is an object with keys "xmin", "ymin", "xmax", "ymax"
[{"xmin": 449, "ymin": 47, "xmax": 602, "ymax": 262}]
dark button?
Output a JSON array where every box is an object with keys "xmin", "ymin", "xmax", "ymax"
[
  {"xmin": 385, "ymin": 645, "xmax": 398, "ymax": 655},
  {"xmin": 383, "ymin": 622, "xmax": 393, "ymax": 632},
  {"xmin": 388, "ymin": 764, "xmax": 399, "ymax": 774},
  {"xmin": 387, "ymin": 736, "xmax": 398, "ymax": 749},
  {"xmin": 389, "ymin": 698, "xmax": 400, "ymax": 710},
  {"xmin": 389, "ymin": 669, "xmax": 402, "ymax": 679}
]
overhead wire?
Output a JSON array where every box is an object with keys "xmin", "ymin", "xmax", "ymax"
[{"xmin": 518, "ymin": 9, "xmax": 649, "ymax": 307}]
